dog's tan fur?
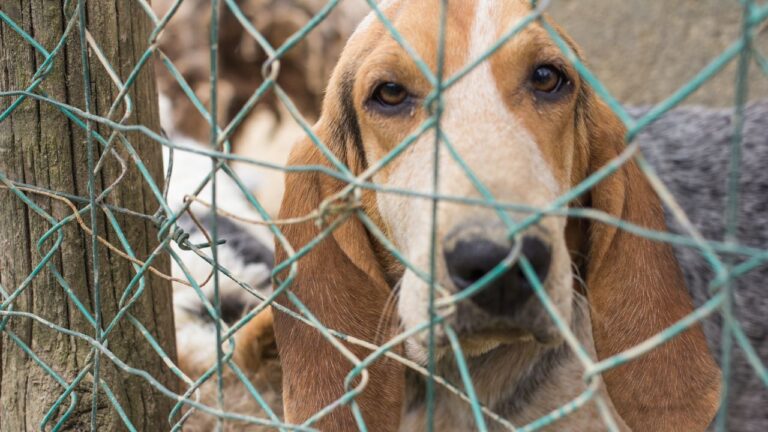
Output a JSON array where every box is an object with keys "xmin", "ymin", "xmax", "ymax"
[{"xmin": 266, "ymin": 1, "xmax": 720, "ymax": 430}]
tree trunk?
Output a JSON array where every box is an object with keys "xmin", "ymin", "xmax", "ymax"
[{"xmin": 0, "ymin": 1, "xmax": 177, "ymax": 430}]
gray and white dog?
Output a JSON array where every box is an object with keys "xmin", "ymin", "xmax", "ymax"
[{"xmin": 636, "ymin": 100, "xmax": 768, "ymax": 432}]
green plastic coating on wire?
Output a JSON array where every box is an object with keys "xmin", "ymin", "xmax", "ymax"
[{"xmin": 0, "ymin": 0, "xmax": 766, "ymax": 430}]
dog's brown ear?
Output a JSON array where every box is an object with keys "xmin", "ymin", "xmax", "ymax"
[
  {"xmin": 272, "ymin": 130, "xmax": 404, "ymax": 430},
  {"xmin": 583, "ymin": 99, "xmax": 721, "ymax": 430}
]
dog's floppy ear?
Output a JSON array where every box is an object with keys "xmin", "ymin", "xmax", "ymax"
[
  {"xmin": 583, "ymin": 99, "xmax": 721, "ymax": 430},
  {"xmin": 272, "ymin": 124, "xmax": 404, "ymax": 429}
]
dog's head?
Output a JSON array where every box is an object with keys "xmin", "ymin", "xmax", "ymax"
[
  {"xmin": 345, "ymin": 0, "xmax": 582, "ymax": 356},
  {"xmin": 274, "ymin": 1, "xmax": 720, "ymax": 430}
]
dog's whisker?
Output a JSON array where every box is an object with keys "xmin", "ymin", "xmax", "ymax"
[{"xmin": 374, "ymin": 280, "xmax": 404, "ymax": 347}]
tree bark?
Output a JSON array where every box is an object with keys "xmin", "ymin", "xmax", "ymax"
[{"xmin": 0, "ymin": 1, "xmax": 177, "ymax": 430}]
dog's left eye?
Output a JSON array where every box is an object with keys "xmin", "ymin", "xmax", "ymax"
[
  {"xmin": 372, "ymin": 82, "xmax": 409, "ymax": 107},
  {"xmin": 531, "ymin": 65, "xmax": 567, "ymax": 94}
]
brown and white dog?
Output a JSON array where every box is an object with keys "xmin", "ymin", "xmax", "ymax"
[{"xmin": 270, "ymin": 1, "xmax": 721, "ymax": 430}]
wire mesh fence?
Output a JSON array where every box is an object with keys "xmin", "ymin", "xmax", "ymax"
[{"xmin": 1, "ymin": 0, "xmax": 767, "ymax": 431}]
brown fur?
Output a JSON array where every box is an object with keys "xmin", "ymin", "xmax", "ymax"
[
  {"xmin": 272, "ymin": 130, "xmax": 405, "ymax": 430},
  {"xmin": 234, "ymin": 307, "xmax": 276, "ymax": 373},
  {"xmin": 579, "ymin": 100, "xmax": 721, "ymax": 430}
]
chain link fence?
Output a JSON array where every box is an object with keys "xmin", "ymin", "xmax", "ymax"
[{"xmin": 1, "ymin": 0, "xmax": 767, "ymax": 430}]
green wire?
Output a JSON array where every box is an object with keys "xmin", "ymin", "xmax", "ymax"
[{"xmin": 0, "ymin": 0, "xmax": 766, "ymax": 430}]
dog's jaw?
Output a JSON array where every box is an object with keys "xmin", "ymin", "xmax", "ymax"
[{"xmin": 400, "ymin": 297, "xmax": 630, "ymax": 432}]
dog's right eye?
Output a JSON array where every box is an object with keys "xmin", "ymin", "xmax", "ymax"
[{"xmin": 372, "ymin": 82, "xmax": 409, "ymax": 107}]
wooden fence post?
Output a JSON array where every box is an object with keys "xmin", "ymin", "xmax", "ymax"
[{"xmin": 0, "ymin": 1, "xmax": 177, "ymax": 429}]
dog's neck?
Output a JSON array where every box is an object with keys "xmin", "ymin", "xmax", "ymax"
[{"xmin": 400, "ymin": 297, "xmax": 629, "ymax": 431}]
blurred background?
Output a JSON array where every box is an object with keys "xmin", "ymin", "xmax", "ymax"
[{"xmin": 550, "ymin": 0, "xmax": 768, "ymax": 107}]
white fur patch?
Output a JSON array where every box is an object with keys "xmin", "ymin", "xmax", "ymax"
[{"xmin": 464, "ymin": 0, "xmax": 559, "ymax": 196}]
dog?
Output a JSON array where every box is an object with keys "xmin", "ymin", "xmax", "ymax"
[
  {"xmin": 170, "ymin": 100, "xmax": 768, "ymax": 430},
  {"xmin": 271, "ymin": 1, "xmax": 722, "ymax": 431},
  {"xmin": 163, "ymin": 105, "xmax": 768, "ymax": 429}
]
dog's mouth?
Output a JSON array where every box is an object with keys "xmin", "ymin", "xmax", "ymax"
[
  {"xmin": 454, "ymin": 327, "xmax": 537, "ymax": 357},
  {"xmin": 397, "ymin": 287, "xmax": 566, "ymax": 364},
  {"xmin": 444, "ymin": 282, "xmax": 563, "ymax": 342},
  {"xmin": 454, "ymin": 317, "xmax": 561, "ymax": 351},
  {"xmin": 405, "ymin": 317, "xmax": 562, "ymax": 364}
]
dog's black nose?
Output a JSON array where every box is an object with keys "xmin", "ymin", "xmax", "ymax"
[{"xmin": 444, "ymin": 235, "xmax": 551, "ymax": 316}]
